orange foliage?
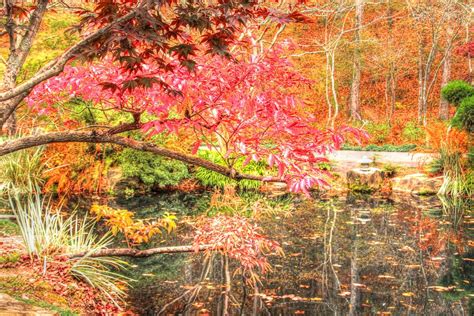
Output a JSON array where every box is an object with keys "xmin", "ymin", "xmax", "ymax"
[
  {"xmin": 425, "ymin": 121, "xmax": 469, "ymax": 153},
  {"xmin": 42, "ymin": 143, "xmax": 110, "ymax": 195}
]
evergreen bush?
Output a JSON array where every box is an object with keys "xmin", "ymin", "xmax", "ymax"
[
  {"xmin": 194, "ymin": 150, "xmax": 268, "ymax": 190},
  {"xmin": 117, "ymin": 149, "xmax": 189, "ymax": 187},
  {"xmin": 441, "ymin": 80, "xmax": 474, "ymax": 107},
  {"xmin": 451, "ymin": 95, "xmax": 474, "ymax": 133}
]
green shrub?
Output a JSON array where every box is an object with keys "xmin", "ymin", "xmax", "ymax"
[
  {"xmin": 451, "ymin": 95, "xmax": 474, "ymax": 133},
  {"xmin": 441, "ymin": 80, "xmax": 474, "ymax": 107},
  {"xmin": 0, "ymin": 252, "xmax": 20, "ymax": 264},
  {"xmin": 194, "ymin": 150, "xmax": 268, "ymax": 190},
  {"xmin": 381, "ymin": 163, "xmax": 399, "ymax": 177},
  {"xmin": 366, "ymin": 122, "xmax": 390, "ymax": 144},
  {"xmin": 117, "ymin": 149, "xmax": 189, "ymax": 187},
  {"xmin": 0, "ymin": 219, "xmax": 20, "ymax": 236},
  {"xmin": 402, "ymin": 122, "xmax": 425, "ymax": 142},
  {"xmin": 427, "ymin": 157, "xmax": 443, "ymax": 175}
]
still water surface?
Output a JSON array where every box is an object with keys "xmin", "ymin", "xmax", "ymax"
[{"xmin": 81, "ymin": 192, "xmax": 473, "ymax": 315}]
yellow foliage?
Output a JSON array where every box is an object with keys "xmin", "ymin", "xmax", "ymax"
[{"xmin": 90, "ymin": 205, "xmax": 177, "ymax": 246}]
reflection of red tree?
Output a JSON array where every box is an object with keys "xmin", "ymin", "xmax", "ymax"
[{"xmin": 194, "ymin": 215, "xmax": 282, "ymax": 276}]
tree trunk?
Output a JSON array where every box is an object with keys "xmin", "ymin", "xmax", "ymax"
[
  {"xmin": 0, "ymin": 130, "xmax": 285, "ymax": 183},
  {"xmin": 417, "ymin": 37, "xmax": 430, "ymax": 126},
  {"xmin": 67, "ymin": 244, "xmax": 216, "ymax": 258},
  {"xmin": 0, "ymin": 0, "xmax": 49, "ymax": 134},
  {"xmin": 385, "ymin": 0, "xmax": 396, "ymax": 123},
  {"xmin": 349, "ymin": 0, "xmax": 364, "ymax": 121},
  {"xmin": 466, "ymin": 24, "xmax": 473, "ymax": 84},
  {"xmin": 439, "ymin": 26, "xmax": 453, "ymax": 120},
  {"xmin": 439, "ymin": 51, "xmax": 451, "ymax": 120}
]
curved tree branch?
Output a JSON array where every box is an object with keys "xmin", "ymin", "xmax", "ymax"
[
  {"xmin": 0, "ymin": 130, "xmax": 284, "ymax": 183},
  {"xmin": 0, "ymin": 7, "xmax": 141, "ymax": 103},
  {"xmin": 67, "ymin": 244, "xmax": 216, "ymax": 258}
]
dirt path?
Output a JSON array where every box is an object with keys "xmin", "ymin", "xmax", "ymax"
[
  {"xmin": 0, "ymin": 294, "xmax": 56, "ymax": 315},
  {"xmin": 328, "ymin": 150, "xmax": 435, "ymax": 173}
]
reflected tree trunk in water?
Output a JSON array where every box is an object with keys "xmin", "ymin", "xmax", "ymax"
[
  {"xmin": 223, "ymin": 254, "xmax": 231, "ymax": 315},
  {"xmin": 147, "ymin": 196, "xmax": 471, "ymax": 315},
  {"xmin": 217, "ymin": 256, "xmax": 223, "ymax": 316},
  {"xmin": 321, "ymin": 202, "xmax": 343, "ymax": 314},
  {"xmin": 183, "ymin": 261, "xmax": 193, "ymax": 316},
  {"xmin": 349, "ymin": 212, "xmax": 361, "ymax": 316},
  {"xmin": 239, "ymin": 275, "xmax": 247, "ymax": 316},
  {"xmin": 252, "ymin": 282, "xmax": 259, "ymax": 315}
]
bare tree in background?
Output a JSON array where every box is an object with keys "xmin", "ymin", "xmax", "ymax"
[
  {"xmin": 407, "ymin": 0, "xmax": 467, "ymax": 126},
  {"xmin": 349, "ymin": 0, "xmax": 364, "ymax": 121}
]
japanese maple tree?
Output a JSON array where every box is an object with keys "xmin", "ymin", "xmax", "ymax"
[
  {"xmin": 1, "ymin": 0, "xmax": 344, "ymax": 194},
  {"xmin": 25, "ymin": 40, "xmax": 366, "ymax": 193}
]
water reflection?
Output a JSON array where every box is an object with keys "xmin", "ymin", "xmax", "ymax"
[{"xmin": 123, "ymin": 194, "xmax": 472, "ymax": 315}]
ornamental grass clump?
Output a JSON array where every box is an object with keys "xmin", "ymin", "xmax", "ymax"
[
  {"xmin": 0, "ymin": 146, "xmax": 46, "ymax": 197},
  {"xmin": 9, "ymin": 191, "xmax": 131, "ymax": 305}
]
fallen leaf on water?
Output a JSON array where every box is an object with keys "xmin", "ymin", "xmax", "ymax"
[
  {"xmin": 353, "ymin": 283, "xmax": 366, "ymax": 288},
  {"xmin": 291, "ymin": 296, "xmax": 304, "ymax": 301},
  {"xmin": 192, "ymin": 302, "xmax": 204, "ymax": 308},
  {"xmin": 430, "ymin": 257, "xmax": 445, "ymax": 261},
  {"xmin": 405, "ymin": 265, "xmax": 421, "ymax": 269},
  {"xmin": 367, "ymin": 241, "xmax": 384, "ymax": 245},
  {"xmin": 427, "ymin": 286, "xmax": 455, "ymax": 292},
  {"xmin": 400, "ymin": 246, "xmax": 415, "ymax": 253}
]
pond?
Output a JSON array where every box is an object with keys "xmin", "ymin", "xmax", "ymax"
[{"xmin": 74, "ymin": 192, "xmax": 473, "ymax": 315}]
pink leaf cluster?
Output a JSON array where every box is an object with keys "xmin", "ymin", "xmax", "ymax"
[
  {"xmin": 27, "ymin": 44, "xmax": 367, "ymax": 193},
  {"xmin": 193, "ymin": 215, "xmax": 281, "ymax": 274}
]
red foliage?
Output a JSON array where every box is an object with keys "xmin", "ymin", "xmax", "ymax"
[
  {"xmin": 28, "ymin": 44, "xmax": 366, "ymax": 193},
  {"xmin": 456, "ymin": 41, "xmax": 474, "ymax": 58}
]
